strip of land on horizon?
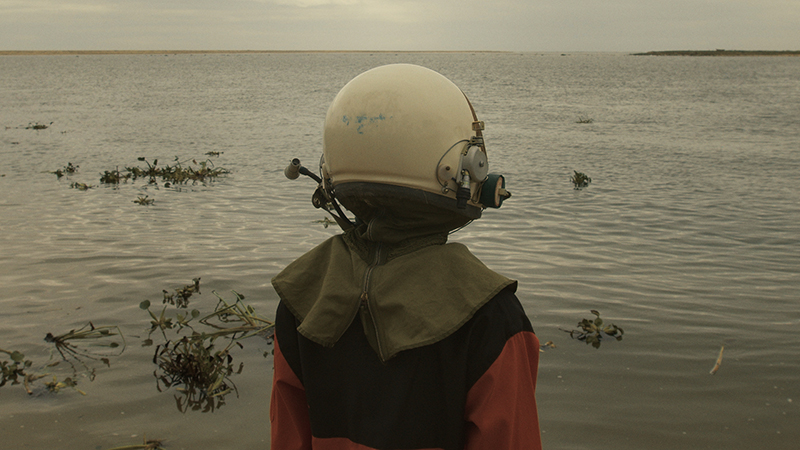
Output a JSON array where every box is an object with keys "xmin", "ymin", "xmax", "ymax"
[
  {"xmin": 3, "ymin": 49, "xmax": 799, "ymax": 57},
  {"xmin": 632, "ymin": 50, "xmax": 800, "ymax": 56}
]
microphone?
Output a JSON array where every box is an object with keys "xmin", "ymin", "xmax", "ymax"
[{"xmin": 284, "ymin": 158, "xmax": 302, "ymax": 180}]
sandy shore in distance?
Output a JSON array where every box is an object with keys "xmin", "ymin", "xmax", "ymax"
[
  {"xmin": 632, "ymin": 50, "xmax": 800, "ymax": 56},
  {"xmin": 3, "ymin": 49, "xmax": 798, "ymax": 57}
]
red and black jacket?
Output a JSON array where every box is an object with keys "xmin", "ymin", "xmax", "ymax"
[{"xmin": 270, "ymin": 286, "xmax": 542, "ymax": 450}]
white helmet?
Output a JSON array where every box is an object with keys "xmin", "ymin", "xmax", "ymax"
[{"xmin": 320, "ymin": 64, "xmax": 509, "ymax": 221}]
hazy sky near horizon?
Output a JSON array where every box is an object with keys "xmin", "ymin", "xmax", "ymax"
[{"xmin": 2, "ymin": 0, "xmax": 798, "ymax": 52}]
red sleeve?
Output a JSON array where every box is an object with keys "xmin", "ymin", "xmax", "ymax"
[
  {"xmin": 270, "ymin": 336, "xmax": 313, "ymax": 450},
  {"xmin": 464, "ymin": 331, "xmax": 542, "ymax": 450}
]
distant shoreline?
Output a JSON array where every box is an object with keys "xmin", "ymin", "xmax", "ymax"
[
  {"xmin": 632, "ymin": 50, "xmax": 800, "ymax": 57},
  {"xmin": 0, "ymin": 50, "xmax": 508, "ymax": 56},
  {"xmin": 4, "ymin": 49, "xmax": 799, "ymax": 57}
]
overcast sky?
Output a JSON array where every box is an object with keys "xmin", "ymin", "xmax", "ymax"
[{"xmin": 2, "ymin": 0, "xmax": 798, "ymax": 52}]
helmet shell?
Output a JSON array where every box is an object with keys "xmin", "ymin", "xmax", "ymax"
[{"xmin": 322, "ymin": 64, "xmax": 485, "ymax": 210}]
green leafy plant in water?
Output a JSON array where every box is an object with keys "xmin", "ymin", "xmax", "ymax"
[
  {"xmin": 576, "ymin": 116, "xmax": 594, "ymax": 124},
  {"xmin": 141, "ymin": 278, "xmax": 201, "ymax": 343},
  {"xmin": 3, "ymin": 324, "xmax": 124, "ymax": 395},
  {"xmin": 163, "ymin": 277, "xmax": 201, "ymax": 308},
  {"xmin": 313, "ymin": 217, "xmax": 336, "ymax": 228},
  {"xmin": 124, "ymin": 157, "xmax": 230, "ymax": 187},
  {"xmin": 43, "ymin": 375, "xmax": 85, "ymax": 395},
  {"xmin": 133, "ymin": 195, "xmax": 154, "ymax": 205},
  {"xmin": 51, "ymin": 162, "xmax": 79, "ymax": 178},
  {"xmin": 153, "ymin": 334, "xmax": 242, "ymax": 412},
  {"xmin": 560, "ymin": 310, "xmax": 624, "ymax": 349},
  {"xmin": 26, "ymin": 121, "xmax": 52, "ymax": 130},
  {"xmin": 1, "ymin": 349, "xmax": 39, "ymax": 393},
  {"xmin": 45, "ymin": 322, "xmax": 126, "ymax": 381},
  {"xmin": 571, "ymin": 170, "xmax": 592, "ymax": 189},
  {"xmin": 100, "ymin": 167, "xmax": 131, "ymax": 184},
  {"xmin": 71, "ymin": 182, "xmax": 93, "ymax": 191},
  {"xmin": 141, "ymin": 279, "xmax": 274, "ymax": 413}
]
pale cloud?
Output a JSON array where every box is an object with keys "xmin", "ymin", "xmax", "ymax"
[
  {"xmin": 270, "ymin": 0, "xmax": 362, "ymax": 6},
  {"xmin": 1, "ymin": 0, "xmax": 798, "ymax": 51}
]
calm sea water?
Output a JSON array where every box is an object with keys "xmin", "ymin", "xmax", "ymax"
[{"xmin": 1, "ymin": 52, "xmax": 799, "ymax": 450}]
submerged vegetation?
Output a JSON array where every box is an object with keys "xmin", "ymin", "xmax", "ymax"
[
  {"xmin": 54, "ymin": 156, "xmax": 229, "ymax": 186},
  {"xmin": 51, "ymin": 162, "xmax": 79, "ymax": 178},
  {"xmin": 141, "ymin": 279, "xmax": 274, "ymax": 412},
  {"xmin": 1, "ymin": 322, "xmax": 125, "ymax": 395},
  {"xmin": 560, "ymin": 310, "xmax": 624, "ymax": 349},
  {"xmin": 571, "ymin": 170, "xmax": 592, "ymax": 189},
  {"xmin": 109, "ymin": 157, "xmax": 230, "ymax": 187},
  {"xmin": 25, "ymin": 121, "xmax": 53, "ymax": 130},
  {"xmin": 1, "ymin": 348, "xmax": 37, "ymax": 393},
  {"xmin": 53, "ymin": 155, "xmax": 229, "ymax": 204},
  {"xmin": 1, "ymin": 277, "xmax": 272, "ymax": 410},
  {"xmin": 133, "ymin": 195, "xmax": 154, "ymax": 205},
  {"xmin": 45, "ymin": 322, "xmax": 126, "ymax": 378}
]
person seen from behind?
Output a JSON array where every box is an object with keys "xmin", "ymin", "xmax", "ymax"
[{"xmin": 270, "ymin": 63, "xmax": 542, "ymax": 450}]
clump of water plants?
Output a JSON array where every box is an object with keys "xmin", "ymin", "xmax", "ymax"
[
  {"xmin": 125, "ymin": 157, "xmax": 229, "ymax": 187},
  {"xmin": 71, "ymin": 182, "xmax": 93, "ymax": 191},
  {"xmin": 100, "ymin": 168, "xmax": 131, "ymax": 184},
  {"xmin": 1, "ymin": 348, "xmax": 37, "ymax": 392},
  {"xmin": 1, "ymin": 322, "xmax": 124, "ymax": 395},
  {"xmin": 313, "ymin": 217, "xmax": 336, "ymax": 228},
  {"xmin": 98, "ymin": 157, "xmax": 229, "ymax": 188},
  {"xmin": 51, "ymin": 162, "xmax": 79, "ymax": 178},
  {"xmin": 45, "ymin": 322, "xmax": 126, "ymax": 380},
  {"xmin": 141, "ymin": 279, "xmax": 274, "ymax": 412},
  {"xmin": 571, "ymin": 170, "xmax": 592, "ymax": 189},
  {"xmin": 162, "ymin": 277, "xmax": 201, "ymax": 308},
  {"xmin": 133, "ymin": 195, "xmax": 154, "ymax": 205},
  {"xmin": 44, "ymin": 375, "xmax": 85, "ymax": 395},
  {"xmin": 576, "ymin": 116, "xmax": 594, "ymax": 124},
  {"xmin": 560, "ymin": 310, "xmax": 623, "ymax": 349},
  {"xmin": 26, "ymin": 121, "xmax": 52, "ymax": 130}
]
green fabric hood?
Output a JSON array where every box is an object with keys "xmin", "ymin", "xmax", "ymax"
[{"xmin": 272, "ymin": 226, "xmax": 515, "ymax": 362}]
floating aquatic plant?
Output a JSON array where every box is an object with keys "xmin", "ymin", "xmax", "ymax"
[
  {"xmin": 106, "ymin": 436, "xmax": 166, "ymax": 450},
  {"xmin": 45, "ymin": 322, "xmax": 126, "ymax": 380},
  {"xmin": 100, "ymin": 168, "xmax": 130, "ymax": 184},
  {"xmin": 98, "ymin": 157, "xmax": 229, "ymax": 188},
  {"xmin": 142, "ymin": 280, "xmax": 274, "ymax": 412},
  {"xmin": 26, "ymin": 121, "xmax": 52, "ymax": 130},
  {"xmin": 163, "ymin": 277, "xmax": 201, "ymax": 308},
  {"xmin": 576, "ymin": 116, "xmax": 594, "ymax": 124},
  {"xmin": 313, "ymin": 217, "xmax": 336, "ymax": 228},
  {"xmin": 124, "ymin": 157, "xmax": 229, "ymax": 186},
  {"xmin": 2, "ymin": 323, "xmax": 124, "ymax": 395},
  {"xmin": 133, "ymin": 195, "xmax": 154, "ymax": 205},
  {"xmin": 153, "ymin": 334, "xmax": 242, "ymax": 412},
  {"xmin": 51, "ymin": 162, "xmax": 79, "ymax": 178},
  {"xmin": 560, "ymin": 310, "xmax": 623, "ymax": 349},
  {"xmin": 44, "ymin": 375, "xmax": 85, "ymax": 395},
  {"xmin": 571, "ymin": 170, "xmax": 592, "ymax": 189},
  {"xmin": 1, "ymin": 349, "xmax": 36, "ymax": 392},
  {"xmin": 70, "ymin": 182, "xmax": 93, "ymax": 191}
]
